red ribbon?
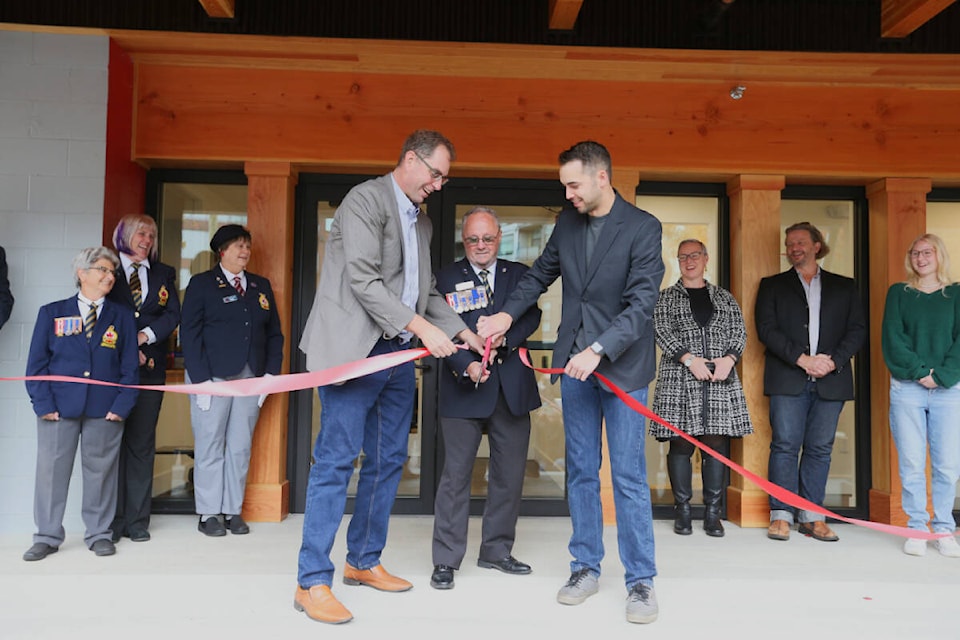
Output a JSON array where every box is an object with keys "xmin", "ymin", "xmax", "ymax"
[
  {"xmin": 5, "ymin": 343, "xmax": 943, "ymax": 540},
  {"xmin": 516, "ymin": 348, "xmax": 946, "ymax": 541}
]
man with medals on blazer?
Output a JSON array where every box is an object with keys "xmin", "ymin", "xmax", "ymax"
[
  {"xmin": 107, "ymin": 214, "xmax": 181, "ymax": 543},
  {"xmin": 430, "ymin": 207, "xmax": 542, "ymax": 590}
]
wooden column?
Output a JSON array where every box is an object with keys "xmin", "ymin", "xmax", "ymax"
[
  {"xmin": 726, "ymin": 175, "xmax": 786, "ymax": 527},
  {"xmin": 241, "ymin": 161, "xmax": 298, "ymax": 522},
  {"xmin": 865, "ymin": 178, "xmax": 930, "ymax": 525}
]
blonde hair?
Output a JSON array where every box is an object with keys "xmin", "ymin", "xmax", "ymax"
[{"xmin": 904, "ymin": 233, "xmax": 952, "ymax": 290}]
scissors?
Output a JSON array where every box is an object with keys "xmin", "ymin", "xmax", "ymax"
[{"xmin": 475, "ymin": 336, "xmax": 493, "ymax": 389}]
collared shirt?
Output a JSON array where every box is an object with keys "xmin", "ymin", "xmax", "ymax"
[
  {"xmin": 77, "ymin": 292, "xmax": 104, "ymax": 320},
  {"xmin": 220, "ymin": 264, "xmax": 247, "ymax": 294},
  {"xmin": 119, "ymin": 253, "xmax": 156, "ymax": 344},
  {"xmin": 796, "ymin": 266, "xmax": 822, "ymax": 356},
  {"xmin": 391, "ymin": 175, "xmax": 419, "ymax": 343},
  {"xmin": 470, "ymin": 259, "xmax": 497, "ymax": 295}
]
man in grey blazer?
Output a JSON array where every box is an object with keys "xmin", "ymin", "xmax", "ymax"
[
  {"xmin": 478, "ymin": 141, "xmax": 665, "ymax": 625},
  {"xmin": 295, "ymin": 130, "xmax": 483, "ymax": 624}
]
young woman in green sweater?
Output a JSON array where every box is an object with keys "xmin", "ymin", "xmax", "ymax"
[{"xmin": 881, "ymin": 233, "xmax": 960, "ymax": 558}]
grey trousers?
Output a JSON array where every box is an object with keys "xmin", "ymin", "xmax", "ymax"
[
  {"xmin": 188, "ymin": 367, "xmax": 261, "ymax": 517},
  {"xmin": 33, "ymin": 416, "xmax": 123, "ymax": 548}
]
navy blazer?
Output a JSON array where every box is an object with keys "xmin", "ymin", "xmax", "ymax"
[
  {"xmin": 107, "ymin": 259, "xmax": 181, "ymax": 383},
  {"xmin": 180, "ymin": 267, "xmax": 284, "ymax": 383},
  {"xmin": 26, "ymin": 296, "xmax": 140, "ymax": 419},
  {"xmin": 0, "ymin": 246, "xmax": 13, "ymax": 330},
  {"xmin": 755, "ymin": 268, "xmax": 866, "ymax": 401},
  {"xmin": 436, "ymin": 259, "xmax": 542, "ymax": 419},
  {"xmin": 501, "ymin": 194, "xmax": 665, "ymax": 392}
]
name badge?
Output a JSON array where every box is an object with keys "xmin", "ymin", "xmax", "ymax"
[{"xmin": 222, "ymin": 294, "xmax": 239, "ymax": 304}]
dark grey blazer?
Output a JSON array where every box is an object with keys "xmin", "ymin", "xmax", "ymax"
[
  {"xmin": 755, "ymin": 268, "xmax": 866, "ymax": 401},
  {"xmin": 501, "ymin": 193, "xmax": 665, "ymax": 392}
]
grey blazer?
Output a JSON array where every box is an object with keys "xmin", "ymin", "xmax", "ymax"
[
  {"xmin": 299, "ymin": 174, "xmax": 466, "ymax": 371},
  {"xmin": 501, "ymin": 193, "xmax": 665, "ymax": 392}
]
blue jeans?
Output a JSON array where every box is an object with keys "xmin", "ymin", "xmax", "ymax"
[
  {"xmin": 297, "ymin": 338, "xmax": 416, "ymax": 588},
  {"xmin": 768, "ymin": 381, "xmax": 844, "ymax": 524},
  {"xmin": 560, "ymin": 376, "xmax": 656, "ymax": 590},
  {"xmin": 889, "ymin": 378, "xmax": 960, "ymax": 533}
]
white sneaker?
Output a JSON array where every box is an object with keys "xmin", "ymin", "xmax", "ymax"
[
  {"xmin": 902, "ymin": 537, "xmax": 927, "ymax": 557},
  {"xmin": 935, "ymin": 534, "xmax": 960, "ymax": 558}
]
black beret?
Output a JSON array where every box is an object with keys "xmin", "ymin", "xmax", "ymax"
[{"xmin": 210, "ymin": 224, "xmax": 251, "ymax": 254}]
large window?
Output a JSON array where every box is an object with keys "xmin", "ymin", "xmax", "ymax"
[{"xmin": 148, "ymin": 172, "xmax": 248, "ymax": 512}]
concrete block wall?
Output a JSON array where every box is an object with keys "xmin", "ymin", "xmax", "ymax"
[{"xmin": 0, "ymin": 30, "xmax": 109, "ymax": 536}]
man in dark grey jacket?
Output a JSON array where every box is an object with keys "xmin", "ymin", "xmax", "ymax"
[{"xmin": 479, "ymin": 141, "xmax": 664, "ymax": 625}]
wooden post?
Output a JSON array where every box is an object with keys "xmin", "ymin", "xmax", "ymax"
[
  {"xmin": 726, "ymin": 175, "xmax": 786, "ymax": 527},
  {"xmin": 240, "ymin": 161, "xmax": 298, "ymax": 521},
  {"xmin": 866, "ymin": 178, "xmax": 930, "ymax": 525}
]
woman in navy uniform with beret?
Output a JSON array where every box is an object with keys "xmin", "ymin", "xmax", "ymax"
[
  {"xmin": 107, "ymin": 213, "xmax": 181, "ymax": 543},
  {"xmin": 23, "ymin": 246, "xmax": 140, "ymax": 561},
  {"xmin": 180, "ymin": 224, "xmax": 284, "ymax": 536}
]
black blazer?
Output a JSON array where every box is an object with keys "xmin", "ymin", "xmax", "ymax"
[
  {"xmin": 501, "ymin": 194, "xmax": 664, "ymax": 392},
  {"xmin": 755, "ymin": 268, "xmax": 866, "ymax": 401},
  {"xmin": 436, "ymin": 258, "xmax": 542, "ymax": 419},
  {"xmin": 180, "ymin": 267, "xmax": 284, "ymax": 383},
  {"xmin": 108, "ymin": 260, "xmax": 181, "ymax": 383},
  {"xmin": 0, "ymin": 246, "xmax": 13, "ymax": 330}
]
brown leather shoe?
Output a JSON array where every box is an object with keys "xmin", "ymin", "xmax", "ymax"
[
  {"xmin": 293, "ymin": 585, "xmax": 353, "ymax": 624},
  {"xmin": 767, "ymin": 519, "xmax": 791, "ymax": 541},
  {"xmin": 798, "ymin": 521, "xmax": 839, "ymax": 542},
  {"xmin": 342, "ymin": 563, "xmax": 413, "ymax": 592}
]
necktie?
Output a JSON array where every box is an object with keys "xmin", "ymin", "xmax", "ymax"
[
  {"xmin": 130, "ymin": 263, "xmax": 142, "ymax": 309},
  {"xmin": 84, "ymin": 302, "xmax": 98, "ymax": 340},
  {"xmin": 479, "ymin": 269, "xmax": 493, "ymax": 306},
  {"xmin": 233, "ymin": 276, "xmax": 244, "ymax": 296}
]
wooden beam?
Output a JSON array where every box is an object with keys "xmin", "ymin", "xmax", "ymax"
[
  {"xmin": 198, "ymin": 0, "xmax": 235, "ymax": 19},
  {"xmin": 881, "ymin": 0, "xmax": 955, "ymax": 38},
  {"xmin": 549, "ymin": 0, "xmax": 584, "ymax": 30}
]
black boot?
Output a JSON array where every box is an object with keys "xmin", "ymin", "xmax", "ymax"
[
  {"xmin": 701, "ymin": 453, "xmax": 726, "ymax": 537},
  {"xmin": 667, "ymin": 453, "xmax": 693, "ymax": 535}
]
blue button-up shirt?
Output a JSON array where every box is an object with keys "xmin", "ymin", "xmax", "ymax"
[{"xmin": 391, "ymin": 175, "xmax": 419, "ymax": 343}]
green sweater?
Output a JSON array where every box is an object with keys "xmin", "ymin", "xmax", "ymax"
[{"xmin": 881, "ymin": 283, "xmax": 960, "ymax": 388}]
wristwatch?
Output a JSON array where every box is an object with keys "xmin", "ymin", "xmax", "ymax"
[
  {"xmin": 683, "ymin": 355, "xmax": 695, "ymax": 368},
  {"xmin": 589, "ymin": 341, "xmax": 604, "ymax": 355}
]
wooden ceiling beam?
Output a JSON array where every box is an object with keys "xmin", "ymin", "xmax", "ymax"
[
  {"xmin": 880, "ymin": 0, "xmax": 955, "ymax": 38},
  {"xmin": 548, "ymin": 0, "xmax": 584, "ymax": 30},
  {"xmin": 198, "ymin": 0, "xmax": 235, "ymax": 19}
]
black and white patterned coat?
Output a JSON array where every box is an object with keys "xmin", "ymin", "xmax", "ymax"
[{"xmin": 650, "ymin": 280, "xmax": 753, "ymax": 440}]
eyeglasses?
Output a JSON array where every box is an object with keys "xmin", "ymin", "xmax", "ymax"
[
  {"xmin": 415, "ymin": 152, "xmax": 450, "ymax": 186},
  {"xmin": 86, "ymin": 266, "xmax": 114, "ymax": 274},
  {"xmin": 464, "ymin": 233, "xmax": 500, "ymax": 246},
  {"xmin": 910, "ymin": 249, "xmax": 935, "ymax": 259},
  {"xmin": 677, "ymin": 251, "xmax": 704, "ymax": 262}
]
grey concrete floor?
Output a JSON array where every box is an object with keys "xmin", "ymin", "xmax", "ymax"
[{"xmin": 1, "ymin": 514, "xmax": 957, "ymax": 639}]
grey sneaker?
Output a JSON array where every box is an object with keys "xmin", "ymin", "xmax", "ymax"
[
  {"xmin": 625, "ymin": 583, "xmax": 659, "ymax": 624},
  {"xmin": 557, "ymin": 568, "xmax": 599, "ymax": 605}
]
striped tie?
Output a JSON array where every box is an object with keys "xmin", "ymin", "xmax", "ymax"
[
  {"xmin": 233, "ymin": 276, "xmax": 244, "ymax": 296},
  {"xmin": 130, "ymin": 262, "xmax": 142, "ymax": 309},
  {"xmin": 479, "ymin": 269, "xmax": 493, "ymax": 306},
  {"xmin": 84, "ymin": 302, "xmax": 98, "ymax": 340}
]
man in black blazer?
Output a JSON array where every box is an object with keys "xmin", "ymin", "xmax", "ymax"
[
  {"xmin": 479, "ymin": 141, "xmax": 664, "ymax": 625},
  {"xmin": 430, "ymin": 207, "xmax": 542, "ymax": 590},
  {"xmin": 756, "ymin": 222, "xmax": 866, "ymax": 543}
]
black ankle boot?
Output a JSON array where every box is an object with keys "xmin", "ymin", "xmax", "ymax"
[
  {"xmin": 667, "ymin": 453, "xmax": 693, "ymax": 535},
  {"xmin": 701, "ymin": 454, "xmax": 726, "ymax": 537}
]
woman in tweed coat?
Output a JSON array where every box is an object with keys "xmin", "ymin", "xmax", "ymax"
[{"xmin": 651, "ymin": 239, "xmax": 752, "ymax": 538}]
